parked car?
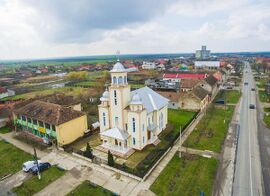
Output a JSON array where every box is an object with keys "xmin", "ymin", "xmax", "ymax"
[
  {"xmin": 31, "ymin": 162, "xmax": 51, "ymax": 175},
  {"xmin": 244, "ymin": 82, "xmax": 248, "ymax": 85},
  {"xmin": 251, "ymin": 88, "xmax": 255, "ymax": 91},
  {"xmin": 249, "ymin": 104, "xmax": 255, "ymax": 109},
  {"xmin": 22, "ymin": 160, "xmax": 42, "ymax": 172}
]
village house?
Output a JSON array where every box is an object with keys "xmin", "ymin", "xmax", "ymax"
[
  {"xmin": 13, "ymin": 100, "xmax": 88, "ymax": 146},
  {"xmin": 141, "ymin": 61, "xmax": 156, "ymax": 70},
  {"xmin": 98, "ymin": 61, "xmax": 169, "ymax": 158},
  {"xmin": 179, "ymin": 86, "xmax": 209, "ymax": 111},
  {"xmin": 157, "ymin": 85, "xmax": 209, "ymax": 111},
  {"xmin": 197, "ymin": 75, "xmax": 218, "ymax": 97},
  {"xmin": 180, "ymin": 78, "xmax": 200, "ymax": 92}
]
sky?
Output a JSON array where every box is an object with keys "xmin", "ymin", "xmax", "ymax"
[{"xmin": 0, "ymin": 0, "xmax": 270, "ymax": 60}]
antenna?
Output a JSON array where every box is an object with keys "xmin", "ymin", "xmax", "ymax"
[{"xmin": 116, "ymin": 50, "xmax": 120, "ymax": 62}]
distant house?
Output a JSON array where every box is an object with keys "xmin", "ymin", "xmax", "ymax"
[
  {"xmin": 142, "ymin": 61, "xmax": 156, "ymax": 70},
  {"xmin": 163, "ymin": 73, "xmax": 207, "ymax": 82},
  {"xmin": 13, "ymin": 100, "xmax": 88, "ymax": 146},
  {"xmin": 156, "ymin": 64, "xmax": 165, "ymax": 71},
  {"xmin": 0, "ymin": 87, "xmax": 8, "ymax": 99},
  {"xmin": 179, "ymin": 86, "xmax": 209, "ymax": 111},
  {"xmin": 195, "ymin": 61, "xmax": 220, "ymax": 70},
  {"xmin": 180, "ymin": 79, "xmax": 200, "ymax": 92}
]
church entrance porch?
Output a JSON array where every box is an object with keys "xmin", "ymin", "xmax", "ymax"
[{"xmin": 99, "ymin": 127, "xmax": 134, "ymax": 158}]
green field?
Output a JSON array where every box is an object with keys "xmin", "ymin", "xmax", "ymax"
[
  {"xmin": 259, "ymin": 90, "xmax": 270, "ymax": 103},
  {"xmin": 150, "ymin": 154, "xmax": 218, "ymax": 196},
  {"xmin": 0, "ymin": 126, "xmax": 11, "ymax": 134},
  {"xmin": 215, "ymin": 90, "xmax": 241, "ymax": 104},
  {"xmin": 13, "ymin": 166, "xmax": 66, "ymax": 195},
  {"xmin": 0, "ymin": 140, "xmax": 33, "ymax": 178},
  {"xmin": 1, "ymin": 87, "xmax": 89, "ymax": 101},
  {"xmin": 184, "ymin": 105, "xmax": 235, "ymax": 152},
  {"xmin": 264, "ymin": 114, "xmax": 270, "ymax": 128},
  {"xmin": 67, "ymin": 181, "xmax": 114, "ymax": 196},
  {"xmin": 124, "ymin": 109, "xmax": 197, "ymax": 169}
]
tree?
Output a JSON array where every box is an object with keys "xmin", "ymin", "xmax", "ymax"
[
  {"xmin": 108, "ymin": 150, "xmax": 114, "ymax": 166},
  {"xmin": 84, "ymin": 143, "xmax": 93, "ymax": 159},
  {"xmin": 66, "ymin": 71, "xmax": 89, "ymax": 81}
]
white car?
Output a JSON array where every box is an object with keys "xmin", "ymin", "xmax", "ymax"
[{"xmin": 22, "ymin": 160, "xmax": 42, "ymax": 172}]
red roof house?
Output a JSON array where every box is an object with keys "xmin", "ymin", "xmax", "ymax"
[{"xmin": 163, "ymin": 73, "xmax": 207, "ymax": 80}]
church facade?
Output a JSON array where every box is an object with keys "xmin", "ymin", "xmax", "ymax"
[{"xmin": 98, "ymin": 61, "xmax": 169, "ymax": 158}]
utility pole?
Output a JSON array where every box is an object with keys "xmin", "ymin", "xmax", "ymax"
[
  {"xmin": 179, "ymin": 126, "xmax": 182, "ymax": 158},
  {"xmin": 34, "ymin": 148, "xmax": 41, "ymax": 180}
]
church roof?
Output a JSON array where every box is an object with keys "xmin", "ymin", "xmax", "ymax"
[
  {"xmin": 100, "ymin": 127, "xmax": 129, "ymax": 140},
  {"xmin": 110, "ymin": 61, "xmax": 126, "ymax": 73},
  {"xmin": 131, "ymin": 87, "xmax": 169, "ymax": 113}
]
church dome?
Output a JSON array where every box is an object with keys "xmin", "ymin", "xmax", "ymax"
[
  {"xmin": 130, "ymin": 93, "xmax": 142, "ymax": 105},
  {"xmin": 110, "ymin": 61, "xmax": 126, "ymax": 72},
  {"xmin": 100, "ymin": 90, "xmax": 109, "ymax": 101}
]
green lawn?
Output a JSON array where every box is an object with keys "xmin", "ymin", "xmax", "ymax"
[
  {"xmin": 0, "ymin": 126, "xmax": 11, "ymax": 134},
  {"xmin": 124, "ymin": 109, "xmax": 197, "ymax": 168},
  {"xmin": 264, "ymin": 114, "xmax": 270, "ymax": 128},
  {"xmin": 130, "ymin": 83, "xmax": 145, "ymax": 89},
  {"xmin": 256, "ymin": 79, "xmax": 266, "ymax": 89},
  {"xmin": 150, "ymin": 154, "xmax": 218, "ymax": 196},
  {"xmin": 259, "ymin": 90, "xmax": 270, "ymax": 103},
  {"xmin": 13, "ymin": 166, "xmax": 66, "ymax": 195},
  {"xmin": 215, "ymin": 90, "xmax": 241, "ymax": 104},
  {"xmin": 184, "ymin": 105, "xmax": 235, "ymax": 152},
  {"xmin": 66, "ymin": 181, "xmax": 114, "ymax": 196},
  {"xmin": 0, "ymin": 140, "xmax": 33, "ymax": 178}
]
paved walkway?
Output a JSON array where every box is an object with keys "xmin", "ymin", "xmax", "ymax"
[{"xmin": 180, "ymin": 147, "xmax": 220, "ymax": 159}]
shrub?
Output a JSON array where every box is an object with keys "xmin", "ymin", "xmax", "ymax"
[{"xmin": 108, "ymin": 151, "xmax": 114, "ymax": 167}]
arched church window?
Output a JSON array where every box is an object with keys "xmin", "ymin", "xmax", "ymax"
[
  {"xmin": 118, "ymin": 76, "xmax": 123, "ymax": 84},
  {"xmin": 113, "ymin": 76, "xmax": 117, "ymax": 84},
  {"xmin": 124, "ymin": 76, "xmax": 127, "ymax": 83}
]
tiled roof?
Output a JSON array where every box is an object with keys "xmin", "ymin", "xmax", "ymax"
[
  {"xmin": 131, "ymin": 87, "xmax": 169, "ymax": 113},
  {"xmin": 156, "ymin": 91, "xmax": 180, "ymax": 103},
  {"xmin": 163, "ymin": 73, "xmax": 207, "ymax": 79},
  {"xmin": 14, "ymin": 100, "xmax": 85, "ymax": 125},
  {"xmin": 40, "ymin": 94, "xmax": 80, "ymax": 106},
  {"xmin": 192, "ymin": 86, "xmax": 209, "ymax": 100},
  {"xmin": 180, "ymin": 79, "xmax": 200, "ymax": 89},
  {"xmin": 204, "ymin": 75, "xmax": 218, "ymax": 86}
]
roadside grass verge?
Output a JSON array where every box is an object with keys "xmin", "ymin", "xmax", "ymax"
[
  {"xmin": 264, "ymin": 114, "xmax": 270, "ymax": 128},
  {"xmin": 183, "ymin": 105, "xmax": 235, "ymax": 152},
  {"xmin": 214, "ymin": 90, "xmax": 241, "ymax": 104},
  {"xmin": 264, "ymin": 107, "xmax": 270, "ymax": 113},
  {"xmin": 0, "ymin": 126, "xmax": 11, "ymax": 134},
  {"xmin": 259, "ymin": 90, "xmax": 270, "ymax": 103},
  {"xmin": 13, "ymin": 166, "xmax": 66, "ymax": 195},
  {"xmin": 0, "ymin": 140, "xmax": 33, "ymax": 178},
  {"xmin": 66, "ymin": 180, "xmax": 114, "ymax": 196},
  {"xmin": 124, "ymin": 109, "xmax": 197, "ymax": 169},
  {"xmin": 150, "ymin": 153, "xmax": 218, "ymax": 196}
]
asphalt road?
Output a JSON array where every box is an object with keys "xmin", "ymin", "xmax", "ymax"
[{"xmin": 233, "ymin": 62, "xmax": 264, "ymax": 196}]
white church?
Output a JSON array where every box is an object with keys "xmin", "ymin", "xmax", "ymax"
[{"xmin": 98, "ymin": 60, "xmax": 169, "ymax": 158}]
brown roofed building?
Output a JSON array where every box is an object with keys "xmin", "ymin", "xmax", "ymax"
[
  {"xmin": 180, "ymin": 79, "xmax": 200, "ymax": 92},
  {"xmin": 156, "ymin": 91, "xmax": 181, "ymax": 109},
  {"xmin": 13, "ymin": 100, "xmax": 88, "ymax": 146},
  {"xmin": 197, "ymin": 74, "xmax": 218, "ymax": 97},
  {"xmin": 179, "ymin": 86, "xmax": 209, "ymax": 111}
]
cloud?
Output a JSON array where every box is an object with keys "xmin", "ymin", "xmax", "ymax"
[{"xmin": 21, "ymin": 0, "xmax": 176, "ymax": 43}]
